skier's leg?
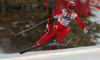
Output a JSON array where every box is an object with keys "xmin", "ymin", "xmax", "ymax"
[
  {"xmin": 56, "ymin": 26, "xmax": 70, "ymax": 41},
  {"xmin": 39, "ymin": 25, "xmax": 59, "ymax": 44}
]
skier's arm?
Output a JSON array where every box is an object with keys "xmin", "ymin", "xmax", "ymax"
[
  {"xmin": 52, "ymin": 9, "xmax": 63, "ymax": 17},
  {"xmin": 74, "ymin": 16, "xmax": 85, "ymax": 29}
]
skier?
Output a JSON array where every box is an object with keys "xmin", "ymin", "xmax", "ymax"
[{"xmin": 36, "ymin": 1, "xmax": 88, "ymax": 45}]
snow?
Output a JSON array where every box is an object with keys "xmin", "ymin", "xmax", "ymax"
[
  {"xmin": 0, "ymin": 45, "xmax": 100, "ymax": 60},
  {"xmin": 0, "ymin": 6, "xmax": 100, "ymax": 60},
  {"xmin": 87, "ymin": 7, "xmax": 100, "ymax": 44},
  {"xmin": 0, "ymin": 27, "xmax": 5, "ymax": 30},
  {"xmin": 87, "ymin": 7, "xmax": 100, "ymax": 24}
]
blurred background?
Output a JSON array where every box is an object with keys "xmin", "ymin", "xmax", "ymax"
[{"xmin": 0, "ymin": 0, "xmax": 100, "ymax": 53}]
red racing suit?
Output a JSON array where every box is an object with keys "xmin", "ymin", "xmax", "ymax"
[{"xmin": 39, "ymin": 9, "xmax": 85, "ymax": 44}]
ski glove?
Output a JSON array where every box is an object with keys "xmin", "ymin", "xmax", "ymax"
[
  {"xmin": 54, "ymin": 15, "xmax": 58, "ymax": 19},
  {"xmin": 83, "ymin": 27, "xmax": 88, "ymax": 34}
]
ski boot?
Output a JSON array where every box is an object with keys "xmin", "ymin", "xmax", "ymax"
[{"xmin": 52, "ymin": 39, "xmax": 59, "ymax": 43}]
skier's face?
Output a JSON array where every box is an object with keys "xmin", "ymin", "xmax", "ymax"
[
  {"xmin": 68, "ymin": 9, "xmax": 74, "ymax": 13},
  {"xmin": 68, "ymin": 6, "xmax": 75, "ymax": 13}
]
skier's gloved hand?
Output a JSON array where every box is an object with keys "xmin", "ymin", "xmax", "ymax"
[
  {"xmin": 83, "ymin": 27, "xmax": 88, "ymax": 34},
  {"xmin": 54, "ymin": 15, "xmax": 58, "ymax": 19}
]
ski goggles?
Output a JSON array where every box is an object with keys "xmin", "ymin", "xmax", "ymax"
[{"xmin": 68, "ymin": 6, "xmax": 76, "ymax": 10}]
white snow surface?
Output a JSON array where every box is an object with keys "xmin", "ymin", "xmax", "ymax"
[
  {"xmin": 0, "ymin": 45, "xmax": 100, "ymax": 60},
  {"xmin": 87, "ymin": 7, "xmax": 100, "ymax": 24},
  {"xmin": 0, "ymin": 7, "xmax": 100, "ymax": 60}
]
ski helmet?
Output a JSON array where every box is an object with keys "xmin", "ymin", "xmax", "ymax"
[{"xmin": 67, "ymin": 1, "xmax": 76, "ymax": 10}]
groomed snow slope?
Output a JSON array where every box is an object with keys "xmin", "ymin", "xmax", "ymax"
[{"xmin": 0, "ymin": 44, "xmax": 100, "ymax": 60}]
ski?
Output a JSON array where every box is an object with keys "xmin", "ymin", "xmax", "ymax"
[{"xmin": 19, "ymin": 39, "xmax": 55, "ymax": 54}]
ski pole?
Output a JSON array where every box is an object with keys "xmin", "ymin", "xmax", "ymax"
[
  {"xmin": 66, "ymin": 33, "xmax": 86, "ymax": 44},
  {"xmin": 15, "ymin": 17, "xmax": 53, "ymax": 36}
]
